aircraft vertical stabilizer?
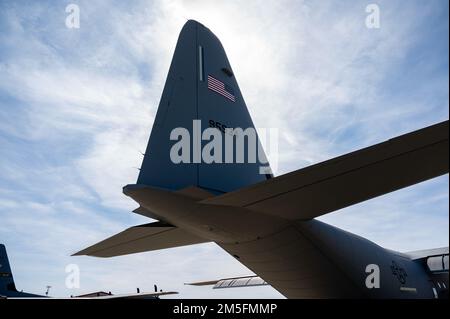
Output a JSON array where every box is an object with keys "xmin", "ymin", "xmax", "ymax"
[{"xmin": 137, "ymin": 20, "xmax": 270, "ymax": 193}]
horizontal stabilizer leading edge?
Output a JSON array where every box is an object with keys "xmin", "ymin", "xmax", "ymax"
[
  {"xmin": 201, "ymin": 120, "xmax": 449, "ymax": 220},
  {"xmin": 73, "ymin": 221, "xmax": 209, "ymax": 257}
]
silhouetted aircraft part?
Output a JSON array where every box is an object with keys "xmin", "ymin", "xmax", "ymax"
[
  {"xmin": 74, "ymin": 20, "xmax": 449, "ymax": 299},
  {"xmin": 0, "ymin": 244, "xmax": 177, "ymax": 299},
  {"xmin": 201, "ymin": 120, "xmax": 449, "ymax": 220},
  {"xmin": 73, "ymin": 221, "xmax": 209, "ymax": 258}
]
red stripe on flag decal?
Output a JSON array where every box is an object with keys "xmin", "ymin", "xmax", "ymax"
[{"xmin": 207, "ymin": 75, "xmax": 236, "ymax": 102}]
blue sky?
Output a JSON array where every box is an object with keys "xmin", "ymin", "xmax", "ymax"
[{"xmin": 0, "ymin": 0, "xmax": 448, "ymax": 298}]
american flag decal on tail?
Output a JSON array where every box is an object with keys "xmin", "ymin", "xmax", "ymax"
[{"xmin": 207, "ymin": 75, "xmax": 236, "ymax": 102}]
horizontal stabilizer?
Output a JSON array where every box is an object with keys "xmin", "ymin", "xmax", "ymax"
[
  {"xmin": 73, "ymin": 222, "xmax": 209, "ymax": 257},
  {"xmin": 201, "ymin": 120, "xmax": 449, "ymax": 220}
]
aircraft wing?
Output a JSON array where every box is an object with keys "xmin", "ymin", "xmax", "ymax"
[
  {"xmin": 186, "ymin": 275, "xmax": 268, "ymax": 289},
  {"xmin": 73, "ymin": 221, "xmax": 209, "ymax": 257},
  {"xmin": 405, "ymin": 247, "xmax": 449, "ymax": 260},
  {"xmin": 75, "ymin": 291, "xmax": 178, "ymax": 299},
  {"xmin": 201, "ymin": 120, "xmax": 449, "ymax": 220},
  {"xmin": 4, "ymin": 291, "xmax": 178, "ymax": 300}
]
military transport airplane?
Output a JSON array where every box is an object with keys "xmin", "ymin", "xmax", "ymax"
[
  {"xmin": 74, "ymin": 20, "xmax": 449, "ymax": 299},
  {"xmin": 0, "ymin": 244, "xmax": 177, "ymax": 299}
]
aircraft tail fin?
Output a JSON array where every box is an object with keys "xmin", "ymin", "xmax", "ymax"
[
  {"xmin": 137, "ymin": 20, "xmax": 271, "ymax": 194},
  {"xmin": 0, "ymin": 244, "xmax": 17, "ymax": 296}
]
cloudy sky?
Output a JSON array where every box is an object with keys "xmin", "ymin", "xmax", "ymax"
[{"xmin": 0, "ymin": 0, "xmax": 448, "ymax": 298}]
